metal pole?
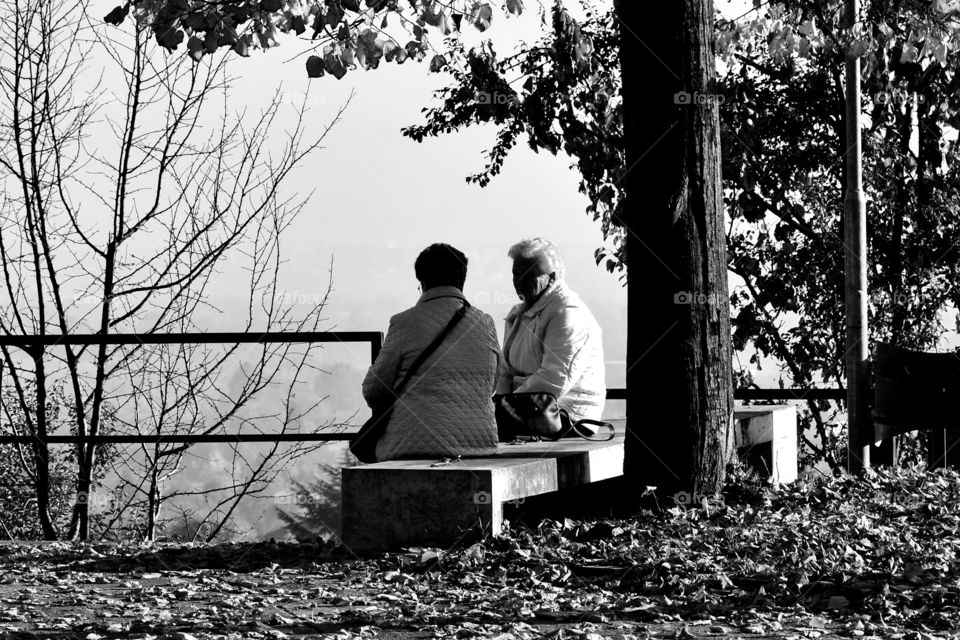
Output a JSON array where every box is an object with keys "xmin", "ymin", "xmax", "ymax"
[{"xmin": 844, "ymin": 0, "xmax": 871, "ymax": 473}]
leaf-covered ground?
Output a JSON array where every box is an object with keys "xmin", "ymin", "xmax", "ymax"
[{"xmin": 2, "ymin": 467, "xmax": 960, "ymax": 640}]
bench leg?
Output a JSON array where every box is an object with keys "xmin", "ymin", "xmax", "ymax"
[
  {"xmin": 734, "ymin": 408, "xmax": 798, "ymax": 485},
  {"xmin": 341, "ymin": 469, "xmax": 502, "ymax": 552}
]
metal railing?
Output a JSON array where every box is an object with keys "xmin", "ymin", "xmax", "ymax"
[
  {"xmin": 605, "ymin": 388, "xmax": 845, "ymax": 401},
  {"xmin": 0, "ymin": 332, "xmax": 381, "ymax": 445},
  {"xmin": 0, "ymin": 332, "xmax": 382, "ymax": 353},
  {"xmin": 0, "ymin": 331, "xmax": 845, "ymax": 445}
]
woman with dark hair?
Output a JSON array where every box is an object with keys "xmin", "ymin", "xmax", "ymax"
[{"xmin": 361, "ymin": 243, "xmax": 500, "ymax": 461}]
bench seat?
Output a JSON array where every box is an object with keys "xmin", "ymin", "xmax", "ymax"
[
  {"xmin": 340, "ymin": 406, "xmax": 797, "ymax": 551},
  {"xmin": 340, "ymin": 430, "xmax": 625, "ymax": 551}
]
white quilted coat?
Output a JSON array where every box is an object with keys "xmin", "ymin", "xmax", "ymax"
[
  {"xmin": 496, "ymin": 281, "xmax": 605, "ymax": 422},
  {"xmin": 363, "ymin": 287, "xmax": 500, "ymax": 461}
]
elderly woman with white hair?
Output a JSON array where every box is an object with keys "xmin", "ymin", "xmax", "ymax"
[{"xmin": 495, "ymin": 238, "xmax": 605, "ymax": 436}]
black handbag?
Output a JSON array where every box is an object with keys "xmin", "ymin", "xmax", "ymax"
[
  {"xmin": 350, "ymin": 300, "xmax": 469, "ymax": 463},
  {"xmin": 495, "ymin": 391, "xmax": 615, "ymax": 442}
]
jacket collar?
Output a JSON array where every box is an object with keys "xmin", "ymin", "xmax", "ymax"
[
  {"xmin": 418, "ymin": 286, "xmax": 466, "ymax": 304},
  {"xmin": 506, "ymin": 280, "xmax": 567, "ymax": 320}
]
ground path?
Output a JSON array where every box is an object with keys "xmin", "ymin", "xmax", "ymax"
[{"xmin": 2, "ymin": 467, "xmax": 959, "ymax": 639}]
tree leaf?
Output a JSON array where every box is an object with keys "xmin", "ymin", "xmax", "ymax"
[
  {"xmin": 232, "ymin": 34, "xmax": 251, "ymax": 57},
  {"xmin": 383, "ymin": 40, "xmax": 406, "ymax": 63},
  {"xmin": 341, "ymin": 44, "xmax": 355, "ymax": 67},
  {"xmin": 470, "ymin": 2, "xmax": 493, "ymax": 32},
  {"xmin": 256, "ymin": 23, "xmax": 278, "ymax": 49},
  {"xmin": 187, "ymin": 35, "xmax": 205, "ymax": 61},
  {"xmin": 323, "ymin": 51, "xmax": 348, "ymax": 79},
  {"xmin": 291, "ymin": 15, "xmax": 306, "ymax": 35},
  {"xmin": 183, "ymin": 13, "xmax": 207, "ymax": 31},
  {"xmin": 306, "ymin": 55, "xmax": 325, "ymax": 78},
  {"xmin": 104, "ymin": 3, "xmax": 129, "ymax": 26},
  {"xmin": 324, "ymin": 3, "xmax": 344, "ymax": 27},
  {"xmin": 156, "ymin": 26, "xmax": 185, "ymax": 51},
  {"xmin": 356, "ymin": 29, "xmax": 383, "ymax": 69},
  {"xmin": 429, "ymin": 53, "xmax": 447, "ymax": 72},
  {"xmin": 203, "ymin": 29, "xmax": 219, "ymax": 53},
  {"xmin": 420, "ymin": 4, "xmax": 443, "ymax": 27}
]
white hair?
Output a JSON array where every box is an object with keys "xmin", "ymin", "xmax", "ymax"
[{"xmin": 507, "ymin": 237, "xmax": 565, "ymax": 280}]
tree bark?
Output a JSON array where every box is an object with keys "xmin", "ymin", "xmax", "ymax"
[
  {"xmin": 147, "ymin": 461, "xmax": 159, "ymax": 541},
  {"xmin": 616, "ymin": 0, "xmax": 733, "ymax": 498},
  {"xmin": 31, "ymin": 352, "xmax": 58, "ymax": 539}
]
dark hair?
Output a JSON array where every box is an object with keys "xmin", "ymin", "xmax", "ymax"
[{"xmin": 415, "ymin": 243, "xmax": 468, "ymax": 290}]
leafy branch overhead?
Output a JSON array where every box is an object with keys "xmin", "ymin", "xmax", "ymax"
[{"xmin": 108, "ymin": 1, "xmax": 528, "ymax": 69}]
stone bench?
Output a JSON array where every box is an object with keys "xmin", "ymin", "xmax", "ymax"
[
  {"xmin": 340, "ymin": 406, "xmax": 797, "ymax": 551},
  {"xmin": 340, "ymin": 429, "xmax": 625, "ymax": 551},
  {"xmin": 733, "ymin": 404, "xmax": 797, "ymax": 484}
]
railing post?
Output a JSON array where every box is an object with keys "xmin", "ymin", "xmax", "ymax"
[{"xmin": 843, "ymin": 0, "xmax": 871, "ymax": 474}]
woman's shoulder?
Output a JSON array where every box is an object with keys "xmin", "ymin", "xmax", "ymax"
[
  {"xmin": 544, "ymin": 282, "xmax": 585, "ymax": 312},
  {"xmin": 544, "ymin": 285, "xmax": 600, "ymax": 325},
  {"xmin": 389, "ymin": 305, "xmax": 415, "ymax": 323},
  {"xmin": 384, "ymin": 303, "xmax": 423, "ymax": 332},
  {"xmin": 464, "ymin": 304, "xmax": 498, "ymax": 328}
]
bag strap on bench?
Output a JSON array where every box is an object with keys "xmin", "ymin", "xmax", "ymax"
[{"xmin": 569, "ymin": 419, "xmax": 617, "ymax": 441}]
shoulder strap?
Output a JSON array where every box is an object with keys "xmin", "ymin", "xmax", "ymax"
[
  {"xmin": 570, "ymin": 419, "xmax": 617, "ymax": 441},
  {"xmin": 393, "ymin": 300, "xmax": 470, "ymax": 395}
]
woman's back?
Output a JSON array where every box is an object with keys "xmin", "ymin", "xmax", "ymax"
[{"xmin": 362, "ymin": 287, "xmax": 499, "ymax": 460}]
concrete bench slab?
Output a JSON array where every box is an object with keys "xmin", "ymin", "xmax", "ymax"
[
  {"xmin": 341, "ymin": 432, "xmax": 625, "ymax": 552},
  {"xmin": 341, "ymin": 406, "xmax": 798, "ymax": 551}
]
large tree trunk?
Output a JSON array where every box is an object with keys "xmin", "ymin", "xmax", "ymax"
[{"xmin": 616, "ymin": 0, "xmax": 733, "ymax": 498}]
